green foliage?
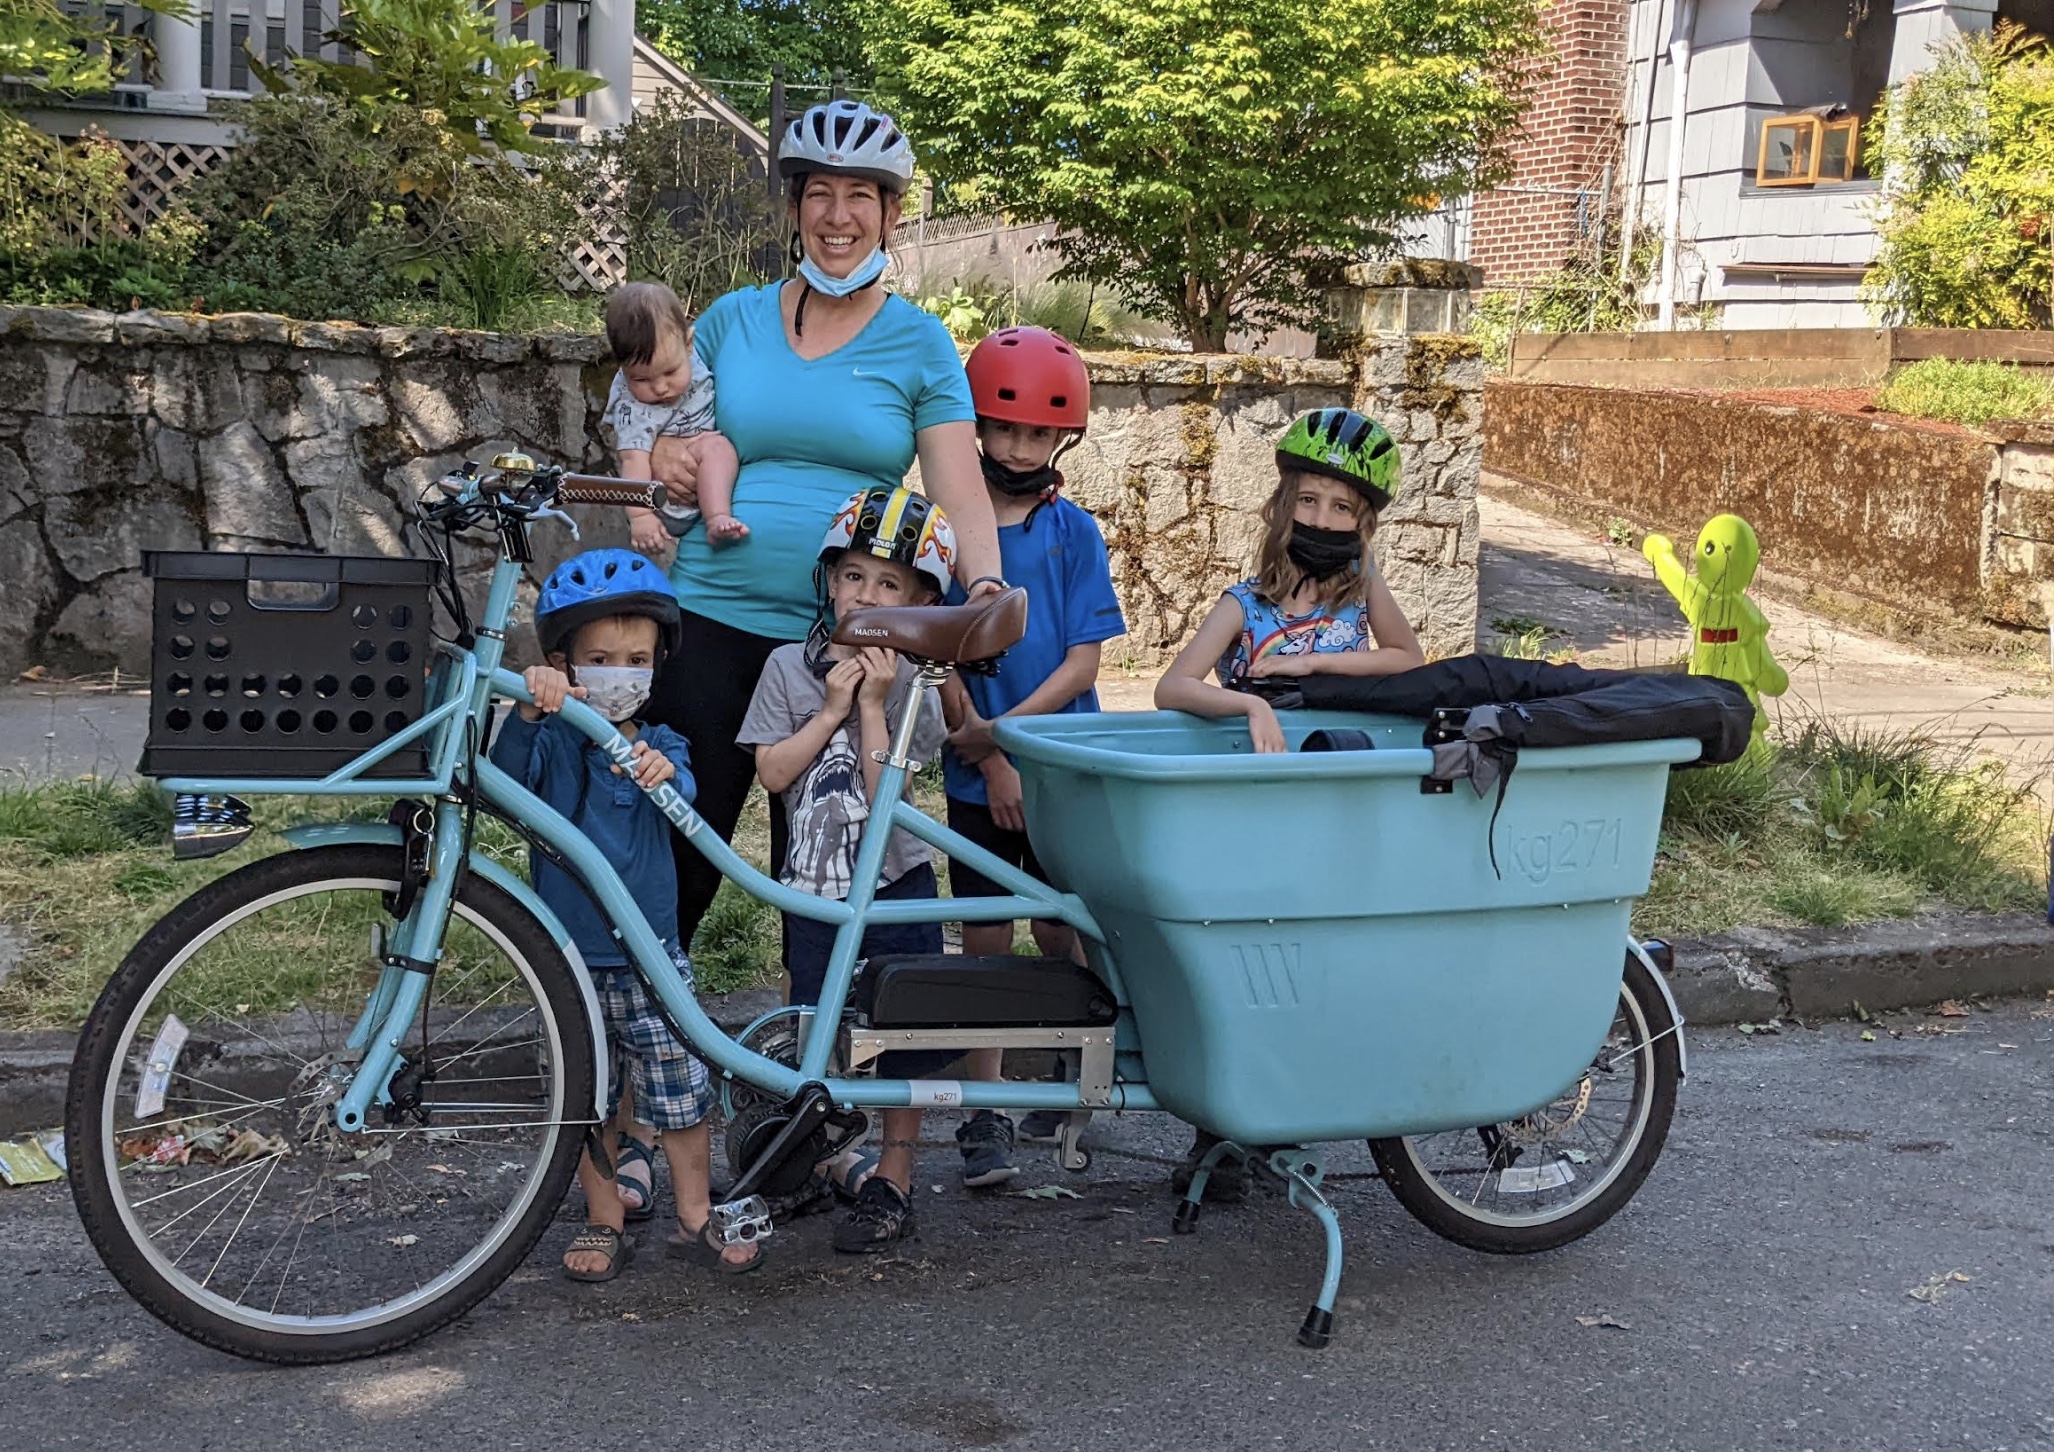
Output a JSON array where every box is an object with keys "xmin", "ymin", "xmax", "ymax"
[
  {"xmin": 641, "ymin": 0, "xmax": 876, "ymax": 121},
  {"xmin": 689, "ymin": 880, "xmax": 782, "ymax": 994},
  {"xmin": 1874, "ymin": 358, "xmax": 2054, "ymax": 426},
  {"xmin": 584, "ymin": 94, "xmax": 784, "ymax": 306},
  {"xmin": 0, "ymin": 0, "xmax": 190, "ymax": 94},
  {"xmin": 1863, "ymin": 24, "xmax": 2054, "ymax": 329},
  {"xmin": 870, "ymin": 0, "xmax": 1542, "ymax": 350},
  {"xmin": 918, "ymin": 284, "xmax": 991, "ymax": 342},
  {"xmin": 440, "ymin": 244, "xmax": 548, "ymax": 331},
  {"xmin": 252, "ymin": 0, "xmax": 605, "ymax": 161}
]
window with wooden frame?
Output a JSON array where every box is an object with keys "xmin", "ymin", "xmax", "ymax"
[{"xmin": 1756, "ymin": 114, "xmax": 1861, "ymax": 186}]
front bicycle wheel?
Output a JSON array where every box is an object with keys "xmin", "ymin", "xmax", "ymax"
[
  {"xmin": 67, "ymin": 844, "xmax": 595, "ymax": 1364},
  {"xmin": 1370, "ymin": 951, "xmax": 1681, "ymax": 1254}
]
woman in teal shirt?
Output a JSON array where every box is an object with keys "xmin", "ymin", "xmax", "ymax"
[{"xmin": 643, "ymin": 99, "xmax": 1001, "ymax": 949}]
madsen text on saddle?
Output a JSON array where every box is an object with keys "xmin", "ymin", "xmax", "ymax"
[{"xmin": 67, "ymin": 452, "xmax": 1695, "ymax": 1364}]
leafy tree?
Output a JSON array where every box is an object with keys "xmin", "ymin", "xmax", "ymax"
[
  {"xmin": 1, "ymin": 0, "xmax": 189, "ymax": 94},
  {"xmin": 870, "ymin": 0, "xmax": 1541, "ymax": 349},
  {"xmin": 638, "ymin": 0, "xmax": 874, "ymax": 119},
  {"xmin": 1863, "ymin": 24, "xmax": 2054, "ymax": 329},
  {"xmin": 251, "ymin": 0, "xmax": 605, "ymax": 160}
]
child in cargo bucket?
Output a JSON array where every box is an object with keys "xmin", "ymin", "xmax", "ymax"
[
  {"xmin": 941, "ymin": 326, "xmax": 1126, "ymax": 1188},
  {"xmin": 1153, "ymin": 407, "xmax": 1426, "ymax": 1195}
]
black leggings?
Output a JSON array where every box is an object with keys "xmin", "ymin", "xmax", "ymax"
[{"xmin": 645, "ymin": 608, "xmax": 791, "ymax": 950}]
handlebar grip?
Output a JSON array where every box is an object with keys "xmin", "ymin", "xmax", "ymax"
[{"xmin": 557, "ymin": 477, "xmax": 665, "ymax": 509}]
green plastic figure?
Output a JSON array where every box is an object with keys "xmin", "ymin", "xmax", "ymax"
[{"xmin": 1641, "ymin": 513, "xmax": 1788, "ymax": 735}]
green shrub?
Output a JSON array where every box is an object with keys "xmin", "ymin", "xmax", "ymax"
[
  {"xmin": 1874, "ymin": 358, "xmax": 2054, "ymax": 426},
  {"xmin": 1864, "ymin": 24, "xmax": 2054, "ymax": 328},
  {"xmin": 1662, "ymin": 744, "xmax": 1778, "ymax": 842}
]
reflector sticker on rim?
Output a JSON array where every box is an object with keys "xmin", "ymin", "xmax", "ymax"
[
  {"xmin": 1498, "ymin": 1158, "xmax": 1576, "ymax": 1194},
  {"xmin": 135, "ymin": 1013, "xmax": 189, "ymax": 1119}
]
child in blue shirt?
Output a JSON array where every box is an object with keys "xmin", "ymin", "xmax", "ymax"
[
  {"xmin": 942, "ymin": 327, "xmax": 1126, "ymax": 1188},
  {"xmin": 491, "ymin": 548, "xmax": 759, "ymax": 1280}
]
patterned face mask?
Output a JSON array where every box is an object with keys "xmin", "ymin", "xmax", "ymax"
[{"xmin": 570, "ymin": 666, "xmax": 653, "ymax": 723}]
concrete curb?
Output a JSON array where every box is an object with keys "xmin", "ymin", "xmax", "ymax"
[{"xmin": 1664, "ymin": 912, "xmax": 2054, "ymax": 1025}]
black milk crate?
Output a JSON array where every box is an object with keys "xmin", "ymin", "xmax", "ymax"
[{"xmin": 141, "ymin": 552, "xmax": 438, "ymax": 780}]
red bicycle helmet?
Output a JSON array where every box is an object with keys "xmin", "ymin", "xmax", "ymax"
[{"xmin": 966, "ymin": 327, "xmax": 1090, "ymax": 432}]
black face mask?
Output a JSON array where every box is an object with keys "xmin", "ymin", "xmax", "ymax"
[
  {"xmin": 980, "ymin": 453, "xmax": 1062, "ymax": 499},
  {"xmin": 1286, "ymin": 523, "xmax": 1363, "ymax": 580}
]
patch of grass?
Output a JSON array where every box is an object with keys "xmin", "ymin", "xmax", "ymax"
[
  {"xmin": 1634, "ymin": 719, "xmax": 2045, "ymax": 941},
  {"xmin": 1874, "ymin": 358, "xmax": 2054, "ymax": 427},
  {"xmin": 1484, "ymin": 615, "xmax": 1575, "ymax": 662}
]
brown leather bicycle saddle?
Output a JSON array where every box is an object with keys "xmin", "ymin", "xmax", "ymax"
[{"xmin": 831, "ymin": 587, "xmax": 1028, "ymax": 665}]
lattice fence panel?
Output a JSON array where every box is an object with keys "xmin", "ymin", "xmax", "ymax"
[
  {"xmin": 109, "ymin": 138, "xmax": 231, "ymax": 234},
  {"xmin": 558, "ymin": 175, "xmax": 627, "ymax": 292}
]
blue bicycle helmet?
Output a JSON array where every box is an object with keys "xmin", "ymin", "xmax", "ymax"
[{"xmin": 534, "ymin": 549, "xmax": 681, "ymax": 660}]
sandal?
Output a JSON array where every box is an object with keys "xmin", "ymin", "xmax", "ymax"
[
  {"xmin": 563, "ymin": 1223, "xmax": 634, "ymax": 1283},
  {"xmin": 614, "ymin": 1134, "xmax": 656, "ymax": 1223},
  {"xmin": 666, "ymin": 1215, "xmax": 764, "ymax": 1275},
  {"xmin": 822, "ymin": 1147, "xmax": 879, "ymax": 1203}
]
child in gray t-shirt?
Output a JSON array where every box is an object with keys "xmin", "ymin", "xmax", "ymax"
[{"xmin": 600, "ymin": 282, "xmax": 746, "ymax": 552}]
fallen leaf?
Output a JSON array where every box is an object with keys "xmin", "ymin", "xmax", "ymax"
[
  {"xmin": 388, "ymin": 1234, "xmax": 419, "ymax": 1248},
  {"xmin": 424, "ymin": 1163, "xmax": 466, "ymax": 1176},
  {"xmin": 1737, "ymin": 1024, "xmax": 1756, "ymax": 1036},
  {"xmin": 1936, "ymin": 1000, "xmax": 1970, "ymax": 1018},
  {"xmin": 333, "ymin": 1172, "xmax": 371, "ymax": 1183},
  {"xmin": 621, "ymin": 1311, "xmax": 641, "ymax": 1322},
  {"xmin": 1852, "ymin": 1000, "xmax": 1870, "ymax": 1022},
  {"xmin": 1143, "ymin": 1236, "xmax": 1169, "ymax": 1245},
  {"xmin": 1574, "ymin": 1313, "xmax": 1632, "ymax": 1330},
  {"xmin": 1908, "ymin": 1271, "xmax": 1971, "ymax": 1303},
  {"xmin": 1010, "ymin": 1184, "xmax": 1082, "ymax": 1201},
  {"xmin": 219, "ymin": 1129, "xmax": 290, "ymax": 1165},
  {"xmin": 1860, "ymin": 1030, "xmax": 1876, "ymax": 1042},
  {"xmin": 17, "ymin": 665, "xmax": 46, "ymax": 682}
]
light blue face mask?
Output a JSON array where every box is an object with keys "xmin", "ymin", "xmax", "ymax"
[{"xmin": 798, "ymin": 247, "xmax": 888, "ymax": 297}]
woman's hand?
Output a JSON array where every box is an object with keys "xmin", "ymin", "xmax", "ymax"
[
  {"xmin": 1246, "ymin": 698, "xmax": 1287, "ymax": 755},
  {"xmin": 648, "ymin": 435, "xmax": 701, "ymax": 510},
  {"xmin": 981, "ymin": 754, "xmax": 1027, "ymax": 832},
  {"xmin": 856, "ymin": 647, "xmax": 897, "ymax": 708},
  {"xmin": 519, "ymin": 666, "xmax": 583, "ymax": 721},
  {"xmin": 625, "ymin": 739, "xmax": 676, "ymax": 788},
  {"xmin": 823, "ymin": 656, "xmax": 864, "ymax": 717}
]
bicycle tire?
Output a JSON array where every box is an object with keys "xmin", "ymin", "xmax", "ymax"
[
  {"xmin": 67, "ymin": 844, "xmax": 595, "ymax": 1364},
  {"xmin": 1369, "ymin": 952, "xmax": 1681, "ymax": 1255}
]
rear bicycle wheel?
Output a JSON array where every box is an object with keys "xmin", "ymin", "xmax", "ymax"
[
  {"xmin": 67, "ymin": 844, "xmax": 595, "ymax": 1364},
  {"xmin": 1370, "ymin": 951, "xmax": 1681, "ymax": 1254}
]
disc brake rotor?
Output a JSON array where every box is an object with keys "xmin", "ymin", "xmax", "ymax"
[{"xmin": 1503, "ymin": 1072, "xmax": 1594, "ymax": 1145}]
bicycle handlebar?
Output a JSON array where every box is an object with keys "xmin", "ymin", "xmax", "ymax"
[{"xmin": 556, "ymin": 475, "xmax": 665, "ymax": 509}]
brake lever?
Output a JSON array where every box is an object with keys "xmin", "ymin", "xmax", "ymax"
[{"xmin": 530, "ymin": 504, "xmax": 580, "ymax": 540}]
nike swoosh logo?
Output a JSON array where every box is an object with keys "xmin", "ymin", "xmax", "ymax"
[{"xmin": 852, "ymin": 368, "xmax": 875, "ymax": 377}]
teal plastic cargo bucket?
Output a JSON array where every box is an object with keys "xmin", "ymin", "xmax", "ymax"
[{"xmin": 990, "ymin": 711, "xmax": 1698, "ymax": 1144}]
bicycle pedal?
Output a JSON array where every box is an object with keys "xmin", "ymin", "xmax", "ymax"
[{"xmin": 711, "ymin": 1195, "xmax": 774, "ymax": 1247}]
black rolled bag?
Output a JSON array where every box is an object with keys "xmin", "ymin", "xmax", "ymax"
[{"xmin": 1281, "ymin": 657, "xmax": 1755, "ymax": 767}]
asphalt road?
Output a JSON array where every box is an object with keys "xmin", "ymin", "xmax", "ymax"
[{"xmin": 6, "ymin": 1001, "xmax": 2054, "ymax": 1451}]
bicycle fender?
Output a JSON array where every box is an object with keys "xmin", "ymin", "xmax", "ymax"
[
  {"xmin": 280, "ymin": 823, "xmax": 609, "ymax": 1116},
  {"xmin": 1627, "ymin": 937, "xmax": 1688, "ymax": 1082}
]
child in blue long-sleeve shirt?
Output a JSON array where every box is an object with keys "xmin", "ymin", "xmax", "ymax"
[{"xmin": 491, "ymin": 549, "xmax": 758, "ymax": 1281}]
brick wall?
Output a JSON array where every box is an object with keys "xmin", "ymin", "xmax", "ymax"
[{"xmin": 1469, "ymin": 0, "xmax": 1631, "ymax": 286}]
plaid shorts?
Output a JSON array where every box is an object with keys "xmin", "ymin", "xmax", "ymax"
[{"xmin": 591, "ymin": 943, "xmax": 714, "ymax": 1131}]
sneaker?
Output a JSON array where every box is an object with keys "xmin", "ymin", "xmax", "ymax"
[
  {"xmin": 832, "ymin": 1176, "xmax": 917, "ymax": 1253},
  {"xmin": 1168, "ymin": 1129, "xmax": 1247, "ymax": 1203},
  {"xmin": 1018, "ymin": 1110, "xmax": 1068, "ymax": 1143},
  {"xmin": 955, "ymin": 1110, "xmax": 1021, "ymax": 1189}
]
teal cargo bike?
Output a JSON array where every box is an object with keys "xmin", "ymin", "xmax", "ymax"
[{"xmin": 65, "ymin": 455, "xmax": 1696, "ymax": 1364}]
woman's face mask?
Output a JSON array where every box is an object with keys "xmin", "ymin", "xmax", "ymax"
[{"xmin": 570, "ymin": 665, "xmax": 653, "ymax": 723}]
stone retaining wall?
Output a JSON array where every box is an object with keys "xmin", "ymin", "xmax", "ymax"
[
  {"xmin": 1483, "ymin": 379, "xmax": 2054, "ymax": 629},
  {"xmin": 0, "ymin": 306, "xmax": 1482, "ymax": 674}
]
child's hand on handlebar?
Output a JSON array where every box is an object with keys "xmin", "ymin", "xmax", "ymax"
[
  {"xmin": 624, "ymin": 739, "xmax": 676, "ymax": 788},
  {"xmin": 518, "ymin": 666, "xmax": 584, "ymax": 721},
  {"xmin": 1246, "ymin": 698, "xmax": 1287, "ymax": 754}
]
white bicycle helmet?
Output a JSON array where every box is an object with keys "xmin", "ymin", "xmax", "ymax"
[{"xmin": 779, "ymin": 99, "xmax": 915, "ymax": 194}]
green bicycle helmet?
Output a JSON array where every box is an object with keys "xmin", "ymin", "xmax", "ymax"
[{"xmin": 1276, "ymin": 409, "xmax": 1400, "ymax": 510}]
